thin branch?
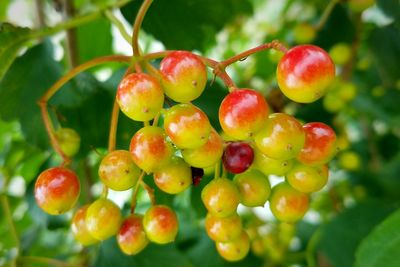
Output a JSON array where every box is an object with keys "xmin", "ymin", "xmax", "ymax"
[
  {"xmin": 63, "ymin": 0, "xmax": 79, "ymax": 68},
  {"xmin": 1, "ymin": 195, "xmax": 20, "ymax": 265},
  {"xmin": 104, "ymin": 10, "xmax": 132, "ymax": 45},
  {"xmin": 131, "ymin": 171, "xmax": 146, "ymax": 213},
  {"xmin": 18, "ymin": 256, "xmax": 71, "ymax": 267},
  {"xmin": 315, "ymin": 0, "xmax": 340, "ymax": 31},
  {"xmin": 131, "ymin": 0, "xmax": 154, "ymax": 57}
]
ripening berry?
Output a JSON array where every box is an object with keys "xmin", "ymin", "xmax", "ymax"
[
  {"xmin": 71, "ymin": 205, "xmax": 98, "ymax": 246},
  {"xmin": 143, "ymin": 205, "xmax": 178, "ymax": 244},
  {"xmin": 164, "ymin": 103, "xmax": 211, "ymax": 149},
  {"xmin": 323, "ymin": 92, "xmax": 345, "ymax": 113},
  {"xmin": 348, "ymin": 0, "xmax": 375, "ymax": 13},
  {"xmin": 160, "ymin": 51, "xmax": 207, "ymax": 103},
  {"xmin": 233, "ymin": 169, "xmax": 271, "ymax": 207},
  {"xmin": 329, "ymin": 43, "xmax": 351, "ymax": 65},
  {"xmin": 253, "ymin": 147, "xmax": 293, "ymax": 176},
  {"xmin": 201, "ymin": 178, "xmax": 240, "ymax": 218},
  {"xmin": 337, "ymin": 82, "xmax": 357, "ymax": 101},
  {"xmin": 55, "ymin": 128, "xmax": 80, "ymax": 157},
  {"xmin": 293, "ymin": 23, "xmax": 316, "ymax": 44},
  {"xmin": 34, "ymin": 167, "xmax": 80, "ymax": 215},
  {"xmin": 86, "ymin": 198, "xmax": 122, "ymax": 241},
  {"xmin": 338, "ymin": 151, "xmax": 361, "ymax": 171},
  {"xmin": 216, "ymin": 231, "xmax": 250, "ymax": 262},
  {"xmin": 117, "ymin": 214, "xmax": 149, "ymax": 255},
  {"xmin": 298, "ymin": 122, "xmax": 337, "ymax": 166},
  {"xmin": 219, "ymin": 89, "xmax": 269, "ymax": 140},
  {"xmin": 277, "ymin": 45, "xmax": 335, "ymax": 103},
  {"xmin": 182, "ymin": 128, "xmax": 223, "ymax": 168},
  {"xmin": 130, "ymin": 126, "xmax": 173, "ymax": 173},
  {"xmin": 153, "ymin": 157, "xmax": 192, "ymax": 194},
  {"xmin": 117, "ymin": 73, "xmax": 164, "ymax": 122},
  {"xmin": 286, "ymin": 163, "xmax": 329, "ymax": 193},
  {"xmin": 222, "ymin": 142, "xmax": 254, "ymax": 174},
  {"xmin": 205, "ymin": 213, "xmax": 242, "ymax": 242},
  {"xmin": 99, "ymin": 150, "xmax": 141, "ymax": 191},
  {"xmin": 254, "ymin": 113, "xmax": 305, "ymax": 160},
  {"xmin": 269, "ymin": 182, "xmax": 309, "ymax": 223}
]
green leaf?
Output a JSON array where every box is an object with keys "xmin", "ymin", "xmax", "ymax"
[
  {"xmin": 93, "ymin": 238, "xmax": 193, "ymax": 267},
  {"xmin": 317, "ymin": 201, "xmax": 396, "ymax": 267},
  {"xmin": 77, "ymin": 18, "xmax": 113, "ymax": 63},
  {"xmin": 0, "ymin": 41, "xmax": 62, "ymax": 148},
  {"xmin": 355, "ymin": 208, "xmax": 400, "ymax": 267},
  {"xmin": 368, "ymin": 24, "xmax": 400, "ymax": 85},
  {"xmin": 0, "ymin": 23, "xmax": 31, "ymax": 80},
  {"xmin": 121, "ymin": 0, "xmax": 253, "ymax": 52}
]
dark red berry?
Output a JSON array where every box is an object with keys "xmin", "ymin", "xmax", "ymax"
[
  {"xmin": 223, "ymin": 142, "xmax": 254, "ymax": 174},
  {"xmin": 191, "ymin": 167, "xmax": 204, "ymax": 186}
]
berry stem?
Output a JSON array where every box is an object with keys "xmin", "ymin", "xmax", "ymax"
[
  {"xmin": 130, "ymin": 171, "xmax": 146, "ymax": 213},
  {"xmin": 1, "ymin": 195, "xmax": 20, "ymax": 266},
  {"xmin": 38, "ymin": 55, "xmax": 131, "ymax": 165},
  {"xmin": 104, "ymin": 10, "xmax": 131, "ymax": 45},
  {"xmin": 140, "ymin": 180, "xmax": 156, "ymax": 205},
  {"xmin": 214, "ymin": 160, "xmax": 221, "ymax": 179},
  {"xmin": 219, "ymin": 40, "xmax": 288, "ymax": 68},
  {"xmin": 315, "ymin": 0, "xmax": 340, "ymax": 31},
  {"xmin": 131, "ymin": 0, "xmax": 153, "ymax": 57}
]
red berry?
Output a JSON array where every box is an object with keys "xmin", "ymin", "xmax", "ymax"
[
  {"xmin": 117, "ymin": 73, "xmax": 164, "ymax": 121},
  {"xmin": 117, "ymin": 214, "xmax": 149, "ymax": 255},
  {"xmin": 191, "ymin": 167, "xmax": 204, "ymax": 186},
  {"xmin": 277, "ymin": 45, "xmax": 335, "ymax": 103},
  {"xmin": 223, "ymin": 142, "xmax": 254, "ymax": 174},
  {"xmin": 160, "ymin": 51, "xmax": 207, "ymax": 103},
  {"xmin": 297, "ymin": 122, "xmax": 337, "ymax": 166},
  {"xmin": 219, "ymin": 89, "xmax": 269, "ymax": 140},
  {"xmin": 143, "ymin": 205, "xmax": 179, "ymax": 244},
  {"xmin": 34, "ymin": 167, "xmax": 80, "ymax": 215}
]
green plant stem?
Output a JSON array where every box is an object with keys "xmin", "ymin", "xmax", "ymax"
[
  {"xmin": 1, "ymin": 195, "xmax": 20, "ymax": 266},
  {"xmin": 131, "ymin": 171, "xmax": 146, "ymax": 213},
  {"xmin": 18, "ymin": 256, "xmax": 71, "ymax": 267},
  {"xmin": 306, "ymin": 228, "xmax": 322, "ymax": 267},
  {"xmin": 315, "ymin": 0, "xmax": 340, "ymax": 30},
  {"xmin": 104, "ymin": 10, "xmax": 132, "ymax": 45},
  {"xmin": 29, "ymin": 0, "xmax": 132, "ymax": 40},
  {"xmin": 214, "ymin": 160, "xmax": 221, "ymax": 179},
  {"xmin": 140, "ymin": 180, "xmax": 156, "ymax": 205},
  {"xmin": 131, "ymin": 0, "xmax": 154, "ymax": 57}
]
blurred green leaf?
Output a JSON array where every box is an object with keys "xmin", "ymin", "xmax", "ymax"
[
  {"xmin": 77, "ymin": 18, "xmax": 113, "ymax": 63},
  {"xmin": 0, "ymin": 23, "xmax": 31, "ymax": 81},
  {"xmin": 355, "ymin": 208, "xmax": 400, "ymax": 267},
  {"xmin": 317, "ymin": 201, "xmax": 396, "ymax": 267},
  {"xmin": 121, "ymin": 0, "xmax": 253, "ymax": 52},
  {"xmin": 93, "ymin": 238, "xmax": 193, "ymax": 267}
]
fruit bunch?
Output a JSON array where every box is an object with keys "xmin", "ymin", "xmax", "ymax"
[{"xmin": 34, "ymin": 33, "xmax": 337, "ymax": 261}]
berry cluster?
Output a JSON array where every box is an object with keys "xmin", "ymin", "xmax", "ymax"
[{"xmin": 34, "ymin": 44, "xmax": 337, "ymax": 261}]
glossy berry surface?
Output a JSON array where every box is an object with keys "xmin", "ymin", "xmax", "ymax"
[
  {"xmin": 277, "ymin": 45, "xmax": 335, "ymax": 103},
  {"xmin": 286, "ymin": 163, "xmax": 329, "ymax": 193},
  {"xmin": 253, "ymin": 147, "xmax": 293, "ymax": 176},
  {"xmin": 55, "ymin": 128, "xmax": 80, "ymax": 157},
  {"xmin": 34, "ymin": 167, "xmax": 80, "ymax": 215},
  {"xmin": 205, "ymin": 213, "xmax": 242, "ymax": 242},
  {"xmin": 71, "ymin": 205, "xmax": 98, "ymax": 246},
  {"xmin": 99, "ymin": 150, "xmax": 141, "ymax": 191},
  {"xmin": 223, "ymin": 142, "xmax": 254, "ymax": 174},
  {"xmin": 233, "ymin": 169, "xmax": 271, "ymax": 207},
  {"xmin": 153, "ymin": 157, "xmax": 192, "ymax": 194},
  {"xmin": 160, "ymin": 51, "xmax": 207, "ymax": 103},
  {"xmin": 182, "ymin": 128, "xmax": 223, "ymax": 168},
  {"xmin": 143, "ymin": 205, "xmax": 178, "ymax": 244},
  {"xmin": 191, "ymin": 167, "xmax": 204, "ymax": 186},
  {"xmin": 201, "ymin": 178, "xmax": 240, "ymax": 217},
  {"xmin": 254, "ymin": 113, "xmax": 305, "ymax": 160},
  {"xmin": 216, "ymin": 231, "xmax": 250, "ymax": 262},
  {"xmin": 117, "ymin": 214, "xmax": 149, "ymax": 255},
  {"xmin": 85, "ymin": 198, "xmax": 122, "ymax": 241},
  {"xmin": 117, "ymin": 73, "xmax": 164, "ymax": 122},
  {"xmin": 130, "ymin": 126, "xmax": 173, "ymax": 173},
  {"xmin": 219, "ymin": 89, "xmax": 269, "ymax": 140},
  {"xmin": 269, "ymin": 182, "xmax": 309, "ymax": 223},
  {"xmin": 297, "ymin": 122, "xmax": 337, "ymax": 166},
  {"xmin": 164, "ymin": 103, "xmax": 211, "ymax": 149}
]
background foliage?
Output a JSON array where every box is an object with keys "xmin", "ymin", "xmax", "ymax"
[{"xmin": 0, "ymin": 0, "xmax": 400, "ymax": 266}]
